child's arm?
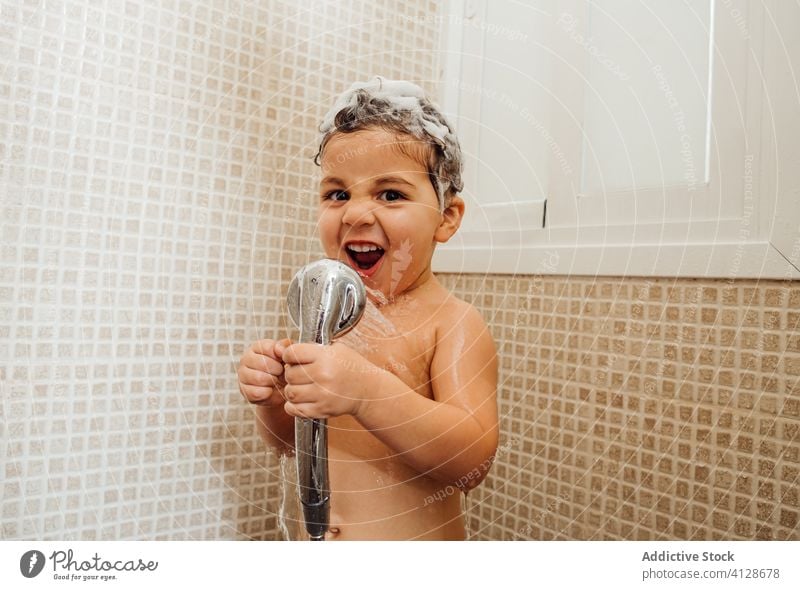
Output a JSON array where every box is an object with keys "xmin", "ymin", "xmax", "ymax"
[
  {"xmin": 355, "ymin": 305, "xmax": 498, "ymax": 488},
  {"xmin": 238, "ymin": 339, "xmax": 295, "ymax": 455},
  {"xmin": 281, "ymin": 306, "xmax": 498, "ymax": 489}
]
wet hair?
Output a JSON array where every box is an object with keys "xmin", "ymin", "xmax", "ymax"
[{"xmin": 313, "ymin": 77, "xmax": 464, "ymax": 210}]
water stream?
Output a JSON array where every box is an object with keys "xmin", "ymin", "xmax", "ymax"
[
  {"xmin": 461, "ymin": 490, "xmax": 472, "ymax": 540},
  {"xmin": 277, "ymin": 453, "xmax": 301, "ymax": 541}
]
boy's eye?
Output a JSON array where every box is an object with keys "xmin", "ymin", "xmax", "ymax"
[
  {"xmin": 378, "ymin": 190, "xmax": 406, "ymax": 202},
  {"xmin": 323, "ymin": 190, "xmax": 349, "ymax": 201}
]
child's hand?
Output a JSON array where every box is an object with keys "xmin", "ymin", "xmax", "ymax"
[
  {"xmin": 238, "ymin": 338, "xmax": 291, "ymax": 407},
  {"xmin": 280, "ymin": 342, "xmax": 380, "ymax": 419}
]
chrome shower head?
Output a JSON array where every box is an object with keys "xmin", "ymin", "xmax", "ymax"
[{"xmin": 287, "ymin": 258, "xmax": 366, "ymax": 345}]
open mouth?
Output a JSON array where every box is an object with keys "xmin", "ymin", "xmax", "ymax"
[{"xmin": 344, "ymin": 242, "xmax": 385, "ymax": 276}]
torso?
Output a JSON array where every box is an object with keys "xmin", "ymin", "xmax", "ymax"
[{"xmin": 319, "ymin": 280, "xmax": 467, "ymax": 540}]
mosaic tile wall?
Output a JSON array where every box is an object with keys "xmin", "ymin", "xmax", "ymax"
[
  {"xmin": 4, "ymin": 0, "xmax": 796, "ymax": 543},
  {"xmin": 1, "ymin": 0, "xmax": 440, "ymax": 540},
  {"xmin": 439, "ymin": 274, "xmax": 799, "ymax": 540}
]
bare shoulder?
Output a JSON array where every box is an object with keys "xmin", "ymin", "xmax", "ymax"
[
  {"xmin": 427, "ymin": 287, "xmax": 497, "ymax": 377},
  {"xmin": 434, "ymin": 291, "xmax": 494, "ymax": 347}
]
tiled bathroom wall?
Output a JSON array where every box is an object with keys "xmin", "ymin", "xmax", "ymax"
[
  {"xmin": 3, "ymin": 0, "xmax": 797, "ymax": 543},
  {"xmin": 1, "ymin": 0, "xmax": 440, "ymax": 540},
  {"xmin": 440, "ymin": 274, "xmax": 799, "ymax": 540}
]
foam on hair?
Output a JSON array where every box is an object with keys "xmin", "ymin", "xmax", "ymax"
[{"xmin": 316, "ymin": 76, "xmax": 463, "ymax": 210}]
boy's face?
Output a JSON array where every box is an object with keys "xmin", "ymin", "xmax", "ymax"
[{"xmin": 317, "ymin": 127, "xmax": 462, "ymax": 298}]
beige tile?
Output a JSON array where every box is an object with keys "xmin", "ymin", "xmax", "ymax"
[
  {"xmin": 2, "ymin": 0, "xmax": 442, "ymax": 540},
  {"xmin": 442, "ymin": 274, "xmax": 800, "ymax": 540}
]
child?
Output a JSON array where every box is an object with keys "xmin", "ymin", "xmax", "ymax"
[{"xmin": 238, "ymin": 77, "xmax": 499, "ymax": 540}]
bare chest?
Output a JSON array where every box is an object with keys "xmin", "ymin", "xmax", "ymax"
[
  {"xmin": 338, "ymin": 299, "xmax": 436, "ymax": 398},
  {"xmin": 328, "ymin": 299, "xmax": 437, "ymax": 458}
]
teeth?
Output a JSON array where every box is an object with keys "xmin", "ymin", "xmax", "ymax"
[{"xmin": 347, "ymin": 243, "xmax": 382, "ymax": 252}]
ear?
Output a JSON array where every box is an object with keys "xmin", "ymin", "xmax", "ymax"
[{"xmin": 434, "ymin": 195, "xmax": 465, "ymax": 243}]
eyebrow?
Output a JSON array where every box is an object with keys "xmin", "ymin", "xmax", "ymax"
[
  {"xmin": 372, "ymin": 176, "xmax": 416, "ymax": 188},
  {"xmin": 319, "ymin": 175, "xmax": 416, "ymax": 189}
]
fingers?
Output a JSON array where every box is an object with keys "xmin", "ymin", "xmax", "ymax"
[
  {"xmin": 238, "ymin": 344, "xmax": 286, "ymax": 407},
  {"xmin": 273, "ymin": 338, "xmax": 293, "ymax": 360},
  {"xmin": 282, "ymin": 398, "xmax": 347, "ymax": 420},
  {"xmin": 239, "ymin": 382, "xmax": 283, "ymax": 407},
  {"xmin": 283, "ymin": 400, "xmax": 326, "ymax": 419},
  {"xmin": 282, "ymin": 401, "xmax": 306, "ymax": 418},
  {"xmin": 282, "ymin": 383, "xmax": 320, "ymax": 404},
  {"xmin": 245, "ymin": 342, "xmax": 285, "ymax": 375},
  {"xmin": 250, "ymin": 338, "xmax": 278, "ymax": 356},
  {"xmin": 239, "ymin": 339, "xmax": 304, "ymax": 408},
  {"xmin": 280, "ymin": 342, "xmax": 324, "ymax": 365},
  {"xmin": 283, "ymin": 383, "xmax": 354, "ymax": 404},
  {"xmin": 283, "ymin": 363, "xmax": 316, "ymax": 386},
  {"xmin": 239, "ymin": 365, "xmax": 284, "ymax": 388}
]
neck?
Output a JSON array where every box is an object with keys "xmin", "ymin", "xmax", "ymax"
[{"xmin": 368, "ymin": 265, "xmax": 439, "ymax": 307}]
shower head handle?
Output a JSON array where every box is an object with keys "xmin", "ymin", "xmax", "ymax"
[{"xmin": 285, "ymin": 259, "xmax": 366, "ymax": 541}]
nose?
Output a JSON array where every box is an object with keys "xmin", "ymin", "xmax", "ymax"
[{"xmin": 340, "ymin": 197, "xmax": 377, "ymax": 227}]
